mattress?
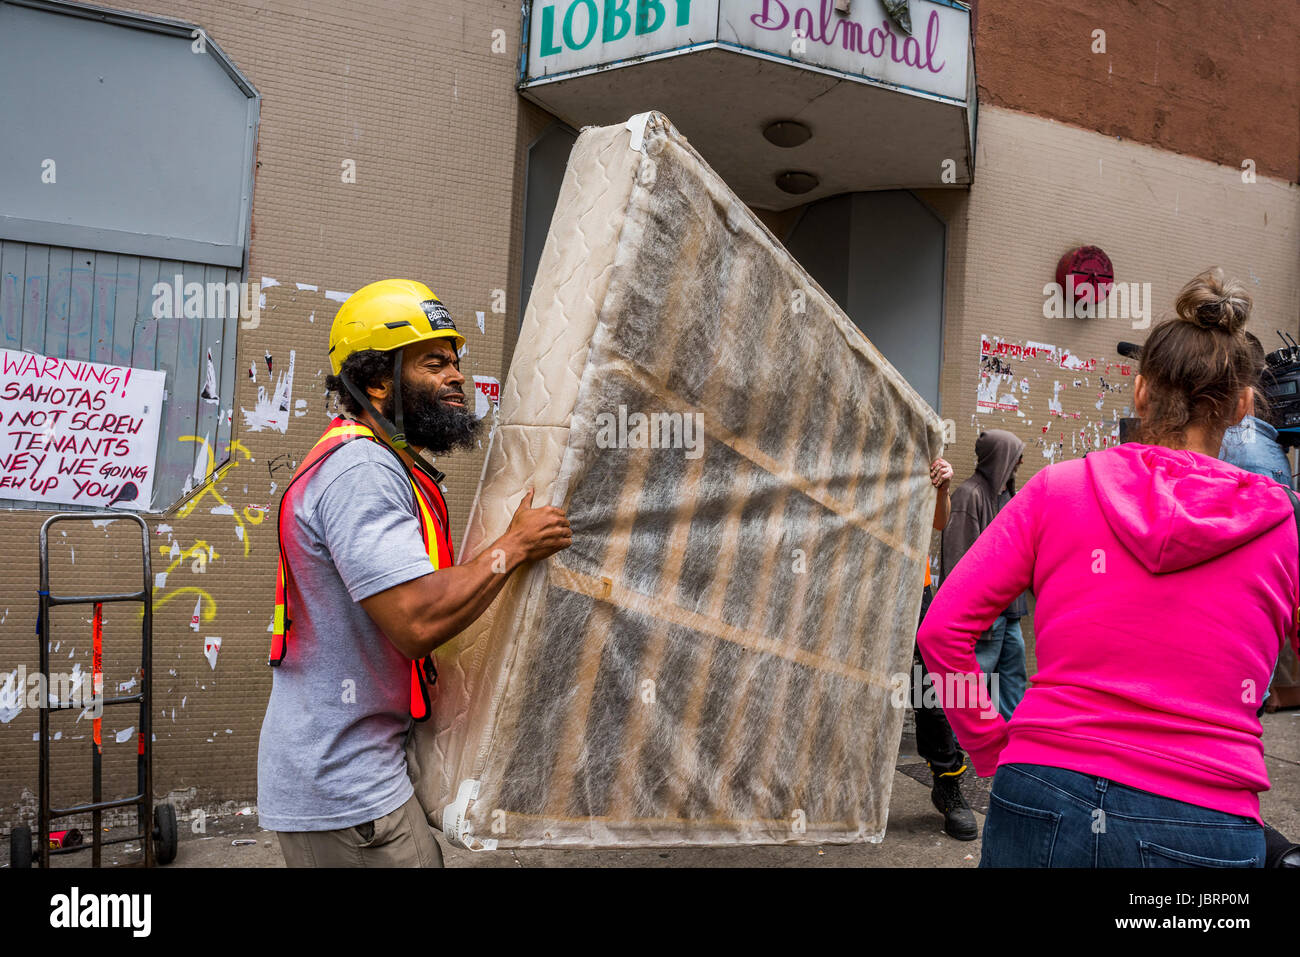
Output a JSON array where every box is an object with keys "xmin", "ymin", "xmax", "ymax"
[{"xmin": 407, "ymin": 112, "xmax": 944, "ymax": 849}]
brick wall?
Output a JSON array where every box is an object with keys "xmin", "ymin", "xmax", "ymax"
[
  {"xmin": 973, "ymin": 0, "xmax": 1300, "ymax": 184},
  {"xmin": 925, "ymin": 105, "xmax": 1299, "ymax": 487},
  {"xmin": 0, "ymin": 0, "xmax": 536, "ymax": 826}
]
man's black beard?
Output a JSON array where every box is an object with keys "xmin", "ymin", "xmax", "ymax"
[{"xmin": 380, "ymin": 378, "xmax": 482, "ymax": 455}]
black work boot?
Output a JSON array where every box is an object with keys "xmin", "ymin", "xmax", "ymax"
[
  {"xmin": 931, "ymin": 765, "xmax": 978, "ymax": 841},
  {"xmin": 1264, "ymin": 823, "xmax": 1300, "ymax": 868}
]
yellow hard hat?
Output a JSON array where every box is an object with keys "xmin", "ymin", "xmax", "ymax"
[{"xmin": 328, "ymin": 278, "xmax": 466, "ymax": 375}]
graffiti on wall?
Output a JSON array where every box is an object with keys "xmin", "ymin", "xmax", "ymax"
[{"xmin": 1, "ymin": 273, "xmax": 495, "ymax": 773}]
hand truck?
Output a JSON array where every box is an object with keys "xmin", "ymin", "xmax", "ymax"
[{"xmin": 8, "ymin": 512, "xmax": 178, "ymax": 867}]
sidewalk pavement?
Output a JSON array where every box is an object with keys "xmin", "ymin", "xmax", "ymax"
[
  {"xmin": 51, "ymin": 707, "xmax": 1298, "ymax": 868},
  {"xmin": 34, "ymin": 601, "xmax": 1300, "ymax": 868},
  {"xmin": 153, "ymin": 732, "xmax": 989, "ymax": 869}
]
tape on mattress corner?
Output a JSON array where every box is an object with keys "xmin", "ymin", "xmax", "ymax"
[
  {"xmin": 442, "ymin": 778, "xmax": 498, "ymax": 851},
  {"xmin": 625, "ymin": 112, "xmax": 654, "ymax": 152}
]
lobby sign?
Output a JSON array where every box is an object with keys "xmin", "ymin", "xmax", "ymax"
[{"xmin": 527, "ymin": 0, "xmax": 714, "ymax": 79}]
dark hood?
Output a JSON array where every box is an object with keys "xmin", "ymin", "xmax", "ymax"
[
  {"xmin": 941, "ymin": 429, "xmax": 1029, "ymax": 608},
  {"xmin": 975, "ymin": 429, "xmax": 1026, "ymax": 497}
]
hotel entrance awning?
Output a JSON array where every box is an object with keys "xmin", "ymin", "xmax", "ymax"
[{"xmin": 518, "ymin": 0, "xmax": 976, "ymax": 210}]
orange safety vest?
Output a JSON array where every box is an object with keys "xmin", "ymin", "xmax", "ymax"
[{"xmin": 270, "ymin": 417, "xmax": 452, "ymax": 721}]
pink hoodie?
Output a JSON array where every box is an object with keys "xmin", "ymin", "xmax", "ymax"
[{"xmin": 918, "ymin": 443, "xmax": 1299, "ymax": 823}]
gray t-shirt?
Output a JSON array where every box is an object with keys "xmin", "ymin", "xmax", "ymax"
[{"xmin": 257, "ymin": 436, "xmax": 438, "ymax": 831}]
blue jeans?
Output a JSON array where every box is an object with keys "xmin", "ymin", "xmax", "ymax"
[
  {"xmin": 974, "ymin": 615, "xmax": 1026, "ymax": 721},
  {"xmin": 981, "ymin": 764, "xmax": 1265, "ymax": 868}
]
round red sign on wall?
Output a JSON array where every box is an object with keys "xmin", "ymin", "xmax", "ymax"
[{"xmin": 1056, "ymin": 246, "xmax": 1115, "ymax": 310}]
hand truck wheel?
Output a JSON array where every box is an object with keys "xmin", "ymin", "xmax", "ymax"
[
  {"xmin": 10, "ymin": 825, "xmax": 33, "ymax": 868},
  {"xmin": 153, "ymin": 803, "xmax": 178, "ymax": 865}
]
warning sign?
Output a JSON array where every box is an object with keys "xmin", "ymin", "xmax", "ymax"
[{"xmin": 0, "ymin": 350, "xmax": 166, "ymax": 509}]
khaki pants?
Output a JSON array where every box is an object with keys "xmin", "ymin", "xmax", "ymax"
[{"xmin": 276, "ymin": 794, "xmax": 444, "ymax": 868}]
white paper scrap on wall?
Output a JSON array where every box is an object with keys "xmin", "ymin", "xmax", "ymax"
[
  {"xmin": 0, "ymin": 669, "xmax": 23, "ymax": 723},
  {"xmin": 471, "ymin": 376, "xmax": 500, "ymax": 420},
  {"xmin": 241, "ymin": 350, "xmax": 295, "ymax": 434}
]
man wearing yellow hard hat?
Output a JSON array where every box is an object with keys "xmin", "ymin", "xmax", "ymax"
[{"xmin": 257, "ymin": 279, "xmax": 572, "ymax": 867}]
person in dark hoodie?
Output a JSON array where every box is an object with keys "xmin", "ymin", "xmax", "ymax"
[
  {"xmin": 940, "ymin": 429, "xmax": 1028, "ymax": 721},
  {"xmin": 914, "ymin": 455, "xmax": 979, "ymax": 842},
  {"xmin": 919, "ymin": 268, "xmax": 1298, "ymax": 868}
]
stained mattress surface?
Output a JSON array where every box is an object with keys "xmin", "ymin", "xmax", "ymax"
[{"xmin": 408, "ymin": 112, "xmax": 944, "ymax": 848}]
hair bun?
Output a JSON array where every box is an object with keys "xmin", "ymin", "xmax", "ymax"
[{"xmin": 1175, "ymin": 268, "xmax": 1251, "ymax": 335}]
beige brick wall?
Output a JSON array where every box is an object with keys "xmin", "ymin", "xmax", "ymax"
[
  {"xmin": 0, "ymin": 0, "xmax": 539, "ymax": 826},
  {"xmin": 925, "ymin": 105, "xmax": 1300, "ymax": 486}
]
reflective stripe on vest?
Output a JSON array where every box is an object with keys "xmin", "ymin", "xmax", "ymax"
[{"xmin": 270, "ymin": 417, "xmax": 452, "ymax": 722}]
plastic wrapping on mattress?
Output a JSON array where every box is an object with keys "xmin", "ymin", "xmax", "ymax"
[{"xmin": 407, "ymin": 112, "xmax": 945, "ymax": 848}]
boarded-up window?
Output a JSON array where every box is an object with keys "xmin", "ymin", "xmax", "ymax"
[
  {"xmin": 0, "ymin": 0, "xmax": 259, "ymax": 512},
  {"xmin": 0, "ymin": 244, "xmax": 243, "ymax": 510}
]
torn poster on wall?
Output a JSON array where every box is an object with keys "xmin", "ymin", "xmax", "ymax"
[
  {"xmin": 201, "ymin": 349, "xmax": 220, "ymax": 404},
  {"xmin": 242, "ymin": 350, "xmax": 295, "ymax": 434},
  {"xmin": 977, "ymin": 335, "xmax": 1134, "ymax": 462},
  {"xmin": 0, "ymin": 350, "xmax": 166, "ymax": 509},
  {"xmin": 471, "ymin": 376, "xmax": 500, "ymax": 420},
  {"xmin": 204, "ymin": 637, "xmax": 221, "ymax": 670}
]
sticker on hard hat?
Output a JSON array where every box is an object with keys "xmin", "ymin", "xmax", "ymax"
[{"xmin": 420, "ymin": 299, "xmax": 457, "ymax": 332}]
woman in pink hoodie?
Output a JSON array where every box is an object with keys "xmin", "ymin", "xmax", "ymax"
[{"xmin": 918, "ymin": 269, "xmax": 1299, "ymax": 867}]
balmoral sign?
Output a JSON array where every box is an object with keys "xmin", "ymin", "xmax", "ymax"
[
  {"xmin": 726, "ymin": 0, "xmax": 967, "ymax": 101},
  {"xmin": 526, "ymin": 0, "xmax": 970, "ymax": 103}
]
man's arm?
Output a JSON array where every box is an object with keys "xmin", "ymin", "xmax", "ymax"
[{"xmin": 360, "ymin": 490, "xmax": 570, "ymax": 659}]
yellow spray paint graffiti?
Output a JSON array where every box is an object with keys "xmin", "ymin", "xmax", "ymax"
[
  {"xmin": 177, "ymin": 435, "xmax": 261, "ymax": 558},
  {"xmin": 144, "ymin": 540, "xmax": 219, "ymax": 624},
  {"xmin": 143, "ymin": 435, "xmax": 270, "ymax": 626},
  {"xmin": 149, "ymin": 436, "xmax": 281, "ymax": 628}
]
